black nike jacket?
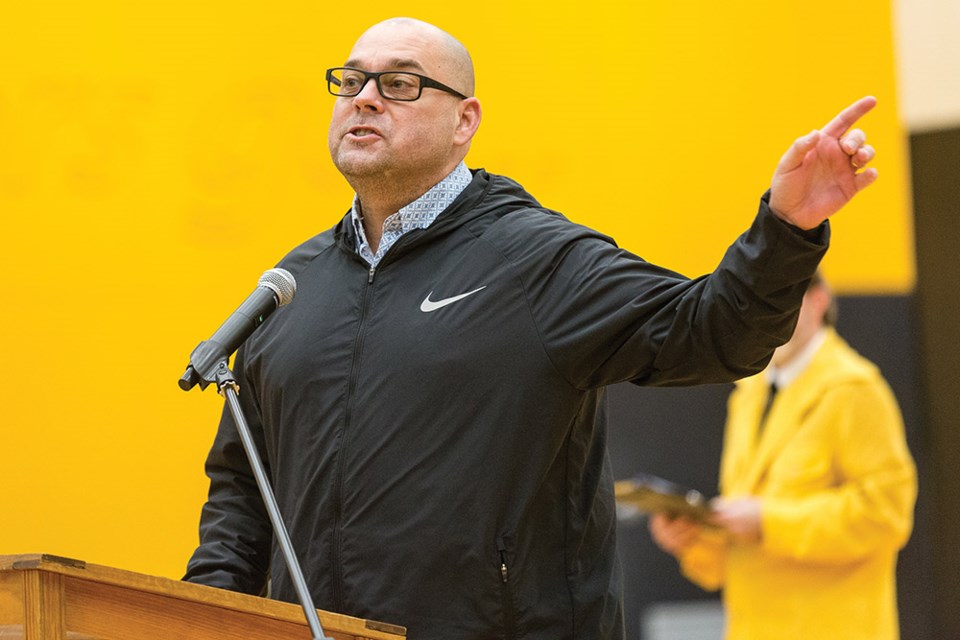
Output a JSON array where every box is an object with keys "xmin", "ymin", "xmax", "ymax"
[{"xmin": 184, "ymin": 169, "xmax": 828, "ymax": 639}]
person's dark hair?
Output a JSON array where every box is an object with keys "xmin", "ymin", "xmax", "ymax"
[{"xmin": 808, "ymin": 270, "xmax": 838, "ymax": 327}]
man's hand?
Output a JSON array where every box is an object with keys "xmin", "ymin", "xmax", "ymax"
[
  {"xmin": 710, "ymin": 496, "xmax": 763, "ymax": 544},
  {"xmin": 769, "ymin": 96, "xmax": 879, "ymax": 230},
  {"xmin": 648, "ymin": 513, "xmax": 703, "ymax": 555}
]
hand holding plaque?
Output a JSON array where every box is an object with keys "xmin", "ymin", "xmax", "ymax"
[{"xmin": 614, "ymin": 473, "xmax": 716, "ymax": 526}]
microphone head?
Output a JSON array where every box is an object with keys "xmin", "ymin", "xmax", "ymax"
[{"xmin": 259, "ymin": 268, "xmax": 297, "ymax": 307}]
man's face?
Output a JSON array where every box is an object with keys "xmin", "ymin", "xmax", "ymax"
[
  {"xmin": 771, "ymin": 284, "xmax": 829, "ymax": 367},
  {"xmin": 327, "ymin": 22, "xmax": 467, "ymax": 189}
]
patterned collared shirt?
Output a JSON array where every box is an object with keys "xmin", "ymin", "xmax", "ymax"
[{"xmin": 351, "ymin": 162, "xmax": 473, "ymax": 267}]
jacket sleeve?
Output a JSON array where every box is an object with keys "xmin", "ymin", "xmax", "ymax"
[
  {"xmin": 182, "ymin": 347, "xmax": 273, "ymax": 595},
  {"xmin": 518, "ymin": 193, "xmax": 830, "ymax": 390},
  {"xmin": 760, "ymin": 379, "xmax": 917, "ymax": 563}
]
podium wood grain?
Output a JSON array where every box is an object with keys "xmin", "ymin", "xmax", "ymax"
[{"xmin": 0, "ymin": 555, "xmax": 405, "ymax": 640}]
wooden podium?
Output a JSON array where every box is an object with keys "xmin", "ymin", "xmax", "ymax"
[{"xmin": 0, "ymin": 554, "xmax": 406, "ymax": 640}]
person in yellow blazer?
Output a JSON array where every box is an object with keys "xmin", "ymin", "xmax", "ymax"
[{"xmin": 649, "ymin": 271, "xmax": 917, "ymax": 640}]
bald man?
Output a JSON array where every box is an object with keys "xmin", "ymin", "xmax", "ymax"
[{"xmin": 184, "ymin": 18, "xmax": 881, "ymax": 640}]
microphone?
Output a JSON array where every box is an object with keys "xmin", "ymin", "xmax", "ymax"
[
  {"xmin": 179, "ymin": 268, "xmax": 296, "ymax": 391},
  {"xmin": 178, "ymin": 267, "xmax": 329, "ymax": 638}
]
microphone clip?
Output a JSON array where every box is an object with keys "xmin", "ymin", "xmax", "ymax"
[{"xmin": 179, "ymin": 340, "xmax": 231, "ymax": 392}]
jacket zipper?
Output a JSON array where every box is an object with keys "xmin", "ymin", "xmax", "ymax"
[
  {"xmin": 497, "ymin": 536, "xmax": 517, "ymax": 639},
  {"xmin": 331, "ymin": 258, "xmax": 376, "ymax": 611},
  {"xmin": 328, "ymin": 234, "xmax": 419, "ymax": 609}
]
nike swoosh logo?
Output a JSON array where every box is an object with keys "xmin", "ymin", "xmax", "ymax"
[{"xmin": 420, "ymin": 286, "xmax": 487, "ymax": 313}]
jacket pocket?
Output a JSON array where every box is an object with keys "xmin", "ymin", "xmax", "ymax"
[{"xmin": 497, "ymin": 535, "xmax": 517, "ymax": 640}]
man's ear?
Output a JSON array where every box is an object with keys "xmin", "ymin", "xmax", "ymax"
[
  {"xmin": 454, "ymin": 97, "xmax": 482, "ymax": 145},
  {"xmin": 807, "ymin": 285, "xmax": 832, "ymax": 324}
]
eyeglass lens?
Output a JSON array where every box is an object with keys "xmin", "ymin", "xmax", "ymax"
[{"xmin": 330, "ymin": 69, "xmax": 421, "ymax": 101}]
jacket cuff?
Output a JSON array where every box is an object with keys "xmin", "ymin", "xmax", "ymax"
[{"xmin": 758, "ymin": 190, "xmax": 830, "ymax": 246}]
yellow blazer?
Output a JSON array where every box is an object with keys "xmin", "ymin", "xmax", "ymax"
[{"xmin": 678, "ymin": 328, "xmax": 917, "ymax": 640}]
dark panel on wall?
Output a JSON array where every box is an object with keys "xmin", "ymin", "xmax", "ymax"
[
  {"xmin": 910, "ymin": 126, "xmax": 960, "ymax": 640},
  {"xmin": 608, "ymin": 383, "xmax": 729, "ymax": 640},
  {"xmin": 607, "ymin": 294, "xmax": 932, "ymax": 640}
]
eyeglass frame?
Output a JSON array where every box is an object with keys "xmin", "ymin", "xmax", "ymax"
[{"xmin": 325, "ymin": 67, "xmax": 469, "ymax": 102}]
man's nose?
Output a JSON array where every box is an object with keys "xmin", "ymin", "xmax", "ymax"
[{"xmin": 352, "ymin": 77, "xmax": 384, "ymax": 111}]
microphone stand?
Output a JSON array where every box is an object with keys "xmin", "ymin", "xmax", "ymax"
[{"xmin": 202, "ymin": 358, "xmax": 330, "ymax": 640}]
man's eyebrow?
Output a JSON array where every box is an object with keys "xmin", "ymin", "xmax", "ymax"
[{"xmin": 343, "ymin": 58, "xmax": 427, "ymax": 73}]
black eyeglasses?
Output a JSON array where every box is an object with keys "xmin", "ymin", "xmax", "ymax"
[{"xmin": 326, "ymin": 67, "xmax": 469, "ymax": 102}]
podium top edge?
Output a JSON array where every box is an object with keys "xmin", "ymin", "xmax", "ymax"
[
  {"xmin": 0, "ymin": 553, "xmax": 407, "ymax": 638},
  {"xmin": 1, "ymin": 553, "xmax": 87, "ymax": 572}
]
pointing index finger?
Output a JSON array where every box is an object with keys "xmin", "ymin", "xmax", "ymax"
[{"xmin": 821, "ymin": 96, "xmax": 877, "ymax": 138}]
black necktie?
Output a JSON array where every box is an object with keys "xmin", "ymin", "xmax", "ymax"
[{"xmin": 757, "ymin": 382, "xmax": 778, "ymax": 437}]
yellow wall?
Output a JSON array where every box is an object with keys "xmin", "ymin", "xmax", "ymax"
[{"xmin": 0, "ymin": 1, "xmax": 911, "ymax": 579}]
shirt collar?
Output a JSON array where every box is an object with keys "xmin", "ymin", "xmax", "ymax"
[
  {"xmin": 350, "ymin": 162, "xmax": 472, "ymax": 264},
  {"xmin": 766, "ymin": 328, "xmax": 828, "ymax": 390}
]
